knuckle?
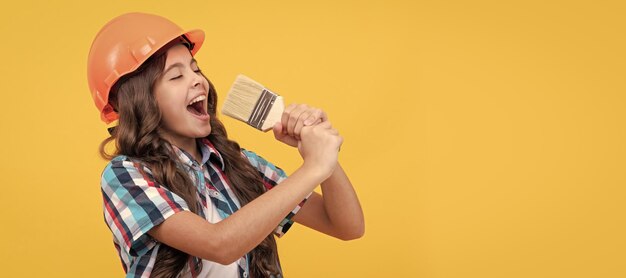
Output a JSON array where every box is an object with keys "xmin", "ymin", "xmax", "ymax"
[{"xmin": 285, "ymin": 104, "xmax": 296, "ymax": 112}]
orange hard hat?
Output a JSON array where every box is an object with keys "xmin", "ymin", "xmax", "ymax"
[{"xmin": 87, "ymin": 12, "xmax": 205, "ymax": 124}]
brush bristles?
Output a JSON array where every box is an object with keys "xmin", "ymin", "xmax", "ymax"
[{"xmin": 222, "ymin": 74, "xmax": 266, "ymax": 122}]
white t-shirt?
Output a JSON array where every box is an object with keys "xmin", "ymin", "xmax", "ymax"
[{"xmin": 180, "ymin": 193, "xmax": 239, "ymax": 278}]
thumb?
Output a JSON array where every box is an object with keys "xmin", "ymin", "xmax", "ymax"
[
  {"xmin": 272, "ymin": 122, "xmax": 284, "ymax": 140},
  {"xmin": 273, "ymin": 122, "xmax": 298, "ymax": 147}
]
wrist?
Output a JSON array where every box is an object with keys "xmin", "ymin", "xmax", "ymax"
[{"xmin": 299, "ymin": 161, "xmax": 333, "ymax": 183}]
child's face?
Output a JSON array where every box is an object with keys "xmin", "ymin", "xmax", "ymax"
[{"xmin": 154, "ymin": 44, "xmax": 211, "ymax": 146}]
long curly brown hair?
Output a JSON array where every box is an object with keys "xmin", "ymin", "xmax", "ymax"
[{"xmin": 99, "ymin": 42, "xmax": 281, "ymax": 278}]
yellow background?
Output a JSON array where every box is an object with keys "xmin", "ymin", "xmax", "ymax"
[{"xmin": 0, "ymin": 0, "xmax": 624, "ymax": 277}]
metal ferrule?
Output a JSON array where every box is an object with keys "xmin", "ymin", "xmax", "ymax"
[{"xmin": 247, "ymin": 89, "xmax": 278, "ymax": 130}]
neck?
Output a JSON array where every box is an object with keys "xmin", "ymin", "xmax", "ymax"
[{"xmin": 163, "ymin": 134, "xmax": 202, "ymax": 163}]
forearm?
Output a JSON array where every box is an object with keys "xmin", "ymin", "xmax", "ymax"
[
  {"xmin": 319, "ymin": 163, "xmax": 365, "ymax": 239},
  {"xmin": 149, "ymin": 164, "xmax": 325, "ymax": 264},
  {"xmin": 214, "ymin": 165, "xmax": 324, "ymax": 261}
]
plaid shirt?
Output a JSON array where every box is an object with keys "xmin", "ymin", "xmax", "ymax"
[{"xmin": 101, "ymin": 139, "xmax": 307, "ymax": 277}]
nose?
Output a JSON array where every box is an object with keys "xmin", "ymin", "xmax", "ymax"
[{"xmin": 191, "ymin": 71, "xmax": 203, "ymax": 88}]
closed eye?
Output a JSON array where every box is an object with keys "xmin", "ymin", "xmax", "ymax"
[{"xmin": 170, "ymin": 75, "xmax": 182, "ymax": 80}]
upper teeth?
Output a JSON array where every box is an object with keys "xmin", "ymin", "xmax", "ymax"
[{"xmin": 189, "ymin": 95, "xmax": 206, "ymax": 105}]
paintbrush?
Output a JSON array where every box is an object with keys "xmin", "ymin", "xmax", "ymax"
[{"xmin": 221, "ymin": 74, "xmax": 284, "ymax": 132}]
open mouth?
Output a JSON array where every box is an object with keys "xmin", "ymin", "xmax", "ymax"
[{"xmin": 187, "ymin": 95, "xmax": 209, "ymax": 117}]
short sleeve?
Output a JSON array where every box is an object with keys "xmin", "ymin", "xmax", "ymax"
[
  {"xmin": 101, "ymin": 156, "xmax": 189, "ymax": 257},
  {"xmin": 241, "ymin": 149, "xmax": 311, "ymax": 237}
]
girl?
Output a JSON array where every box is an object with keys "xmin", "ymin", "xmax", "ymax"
[{"xmin": 87, "ymin": 13, "xmax": 364, "ymax": 278}]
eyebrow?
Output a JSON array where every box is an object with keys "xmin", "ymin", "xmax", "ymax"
[{"xmin": 163, "ymin": 58, "xmax": 198, "ymax": 75}]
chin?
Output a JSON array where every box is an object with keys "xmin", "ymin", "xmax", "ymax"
[{"xmin": 194, "ymin": 125, "xmax": 212, "ymax": 138}]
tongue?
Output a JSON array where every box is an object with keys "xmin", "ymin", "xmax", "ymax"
[{"xmin": 187, "ymin": 102, "xmax": 205, "ymax": 116}]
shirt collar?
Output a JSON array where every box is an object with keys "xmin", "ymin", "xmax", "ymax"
[{"xmin": 171, "ymin": 138, "xmax": 225, "ymax": 170}]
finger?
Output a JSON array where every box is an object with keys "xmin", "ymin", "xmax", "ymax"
[
  {"xmin": 337, "ymin": 136, "xmax": 344, "ymax": 151},
  {"xmin": 272, "ymin": 122, "xmax": 284, "ymax": 140},
  {"xmin": 273, "ymin": 122, "xmax": 298, "ymax": 146},
  {"xmin": 314, "ymin": 111, "xmax": 328, "ymax": 127},
  {"xmin": 312, "ymin": 120, "xmax": 332, "ymax": 131},
  {"xmin": 281, "ymin": 104, "xmax": 297, "ymax": 134},
  {"xmin": 303, "ymin": 109, "xmax": 322, "ymax": 126},
  {"xmin": 294, "ymin": 110, "xmax": 314, "ymax": 138},
  {"xmin": 286, "ymin": 105, "xmax": 308, "ymax": 137}
]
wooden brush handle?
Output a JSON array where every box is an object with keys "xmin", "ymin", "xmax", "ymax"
[{"xmin": 260, "ymin": 96, "xmax": 284, "ymax": 132}]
